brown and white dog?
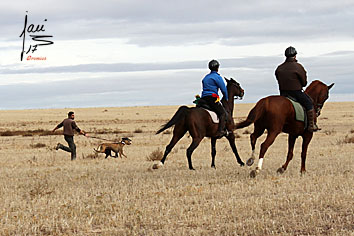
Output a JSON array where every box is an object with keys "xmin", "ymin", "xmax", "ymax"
[{"xmin": 94, "ymin": 137, "xmax": 132, "ymax": 159}]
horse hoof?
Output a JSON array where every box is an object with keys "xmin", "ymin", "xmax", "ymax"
[
  {"xmin": 246, "ymin": 158, "xmax": 254, "ymax": 166},
  {"xmin": 152, "ymin": 162, "xmax": 163, "ymax": 169},
  {"xmin": 152, "ymin": 163, "xmax": 159, "ymax": 169},
  {"xmin": 250, "ymin": 170, "xmax": 258, "ymax": 178},
  {"xmin": 277, "ymin": 167, "xmax": 285, "ymax": 174}
]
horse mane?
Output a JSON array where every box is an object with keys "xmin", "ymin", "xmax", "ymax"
[{"xmin": 305, "ymin": 80, "xmax": 327, "ymax": 94}]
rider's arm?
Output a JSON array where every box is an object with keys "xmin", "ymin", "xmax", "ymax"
[
  {"xmin": 52, "ymin": 121, "xmax": 63, "ymax": 132},
  {"xmin": 216, "ymin": 75, "xmax": 228, "ymax": 101},
  {"xmin": 297, "ymin": 64, "xmax": 307, "ymax": 87}
]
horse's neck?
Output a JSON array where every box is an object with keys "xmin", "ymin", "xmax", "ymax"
[
  {"xmin": 222, "ymin": 96, "xmax": 234, "ymax": 115},
  {"xmin": 305, "ymin": 81, "xmax": 324, "ymax": 106},
  {"xmin": 305, "ymin": 90, "xmax": 318, "ymax": 106}
]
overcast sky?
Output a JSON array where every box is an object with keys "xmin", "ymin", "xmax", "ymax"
[{"xmin": 0, "ymin": 0, "xmax": 353, "ymax": 109}]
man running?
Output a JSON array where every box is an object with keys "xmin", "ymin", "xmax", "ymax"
[{"xmin": 53, "ymin": 111, "xmax": 86, "ymax": 160}]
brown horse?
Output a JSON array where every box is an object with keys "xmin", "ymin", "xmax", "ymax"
[
  {"xmin": 235, "ymin": 80, "xmax": 334, "ymax": 177},
  {"xmin": 155, "ymin": 78, "xmax": 245, "ymax": 170}
]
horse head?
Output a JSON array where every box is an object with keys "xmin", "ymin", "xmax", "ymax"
[
  {"xmin": 305, "ymin": 80, "xmax": 334, "ymax": 116},
  {"xmin": 225, "ymin": 77, "xmax": 244, "ymax": 100}
]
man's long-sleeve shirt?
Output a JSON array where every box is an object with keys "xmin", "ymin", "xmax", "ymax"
[{"xmin": 201, "ymin": 71, "xmax": 228, "ymax": 100}]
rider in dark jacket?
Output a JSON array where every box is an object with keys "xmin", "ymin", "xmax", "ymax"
[
  {"xmin": 201, "ymin": 60, "xmax": 228, "ymax": 138},
  {"xmin": 275, "ymin": 46, "xmax": 318, "ymax": 132}
]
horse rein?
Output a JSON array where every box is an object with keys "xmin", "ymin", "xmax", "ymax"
[
  {"xmin": 305, "ymin": 91, "xmax": 322, "ymax": 117},
  {"xmin": 315, "ymin": 103, "xmax": 323, "ymax": 117}
]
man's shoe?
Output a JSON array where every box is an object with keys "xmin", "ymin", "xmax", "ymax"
[
  {"xmin": 307, "ymin": 109, "xmax": 320, "ymax": 132},
  {"xmin": 308, "ymin": 123, "xmax": 321, "ymax": 132},
  {"xmin": 55, "ymin": 143, "xmax": 61, "ymax": 150}
]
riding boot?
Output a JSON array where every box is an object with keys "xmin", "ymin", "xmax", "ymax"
[
  {"xmin": 307, "ymin": 109, "xmax": 319, "ymax": 132},
  {"xmin": 216, "ymin": 113, "xmax": 227, "ymax": 138}
]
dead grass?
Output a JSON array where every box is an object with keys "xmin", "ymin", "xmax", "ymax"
[
  {"xmin": 134, "ymin": 128, "xmax": 143, "ymax": 133},
  {"xmin": 146, "ymin": 148, "xmax": 163, "ymax": 161},
  {"xmin": 0, "ymin": 103, "xmax": 353, "ymax": 235},
  {"xmin": 0, "ymin": 129, "xmax": 59, "ymax": 136},
  {"xmin": 324, "ymin": 129, "xmax": 336, "ymax": 135},
  {"xmin": 162, "ymin": 130, "xmax": 171, "ymax": 135},
  {"xmin": 30, "ymin": 143, "xmax": 46, "ymax": 148},
  {"xmin": 82, "ymin": 153, "xmax": 99, "ymax": 159},
  {"xmin": 89, "ymin": 128, "xmax": 123, "ymax": 134},
  {"xmin": 243, "ymin": 129, "xmax": 251, "ymax": 134},
  {"xmin": 338, "ymin": 135, "xmax": 354, "ymax": 144}
]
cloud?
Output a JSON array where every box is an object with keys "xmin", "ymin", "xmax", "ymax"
[
  {"xmin": 0, "ymin": 1, "xmax": 353, "ymax": 109},
  {"xmin": 0, "ymin": 56, "xmax": 280, "ymax": 75},
  {"xmin": 1, "ymin": 0, "xmax": 354, "ymax": 46},
  {"xmin": 0, "ymin": 51, "xmax": 353, "ymax": 109}
]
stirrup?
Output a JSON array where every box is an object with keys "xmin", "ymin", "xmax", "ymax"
[
  {"xmin": 313, "ymin": 124, "xmax": 321, "ymax": 131},
  {"xmin": 308, "ymin": 124, "xmax": 320, "ymax": 132}
]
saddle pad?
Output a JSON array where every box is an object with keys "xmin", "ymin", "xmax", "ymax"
[
  {"xmin": 203, "ymin": 108, "xmax": 219, "ymax": 123},
  {"xmin": 287, "ymin": 98, "xmax": 305, "ymax": 122}
]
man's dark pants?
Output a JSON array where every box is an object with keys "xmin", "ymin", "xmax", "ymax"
[
  {"xmin": 280, "ymin": 90, "xmax": 313, "ymax": 111},
  {"xmin": 200, "ymin": 96, "xmax": 225, "ymax": 117},
  {"xmin": 200, "ymin": 96, "xmax": 227, "ymax": 135},
  {"xmin": 58, "ymin": 135, "xmax": 76, "ymax": 160}
]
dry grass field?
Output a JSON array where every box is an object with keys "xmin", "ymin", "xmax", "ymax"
[{"xmin": 0, "ymin": 102, "xmax": 353, "ymax": 235}]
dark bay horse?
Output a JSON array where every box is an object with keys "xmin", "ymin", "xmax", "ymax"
[
  {"xmin": 235, "ymin": 80, "xmax": 334, "ymax": 177},
  {"xmin": 155, "ymin": 78, "xmax": 245, "ymax": 170}
]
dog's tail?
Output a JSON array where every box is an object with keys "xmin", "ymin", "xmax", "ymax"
[
  {"xmin": 234, "ymin": 98, "xmax": 266, "ymax": 129},
  {"xmin": 156, "ymin": 106, "xmax": 190, "ymax": 134}
]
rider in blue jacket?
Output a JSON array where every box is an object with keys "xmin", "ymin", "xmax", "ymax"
[{"xmin": 201, "ymin": 60, "xmax": 228, "ymax": 138}]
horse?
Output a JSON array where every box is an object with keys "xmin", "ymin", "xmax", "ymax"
[
  {"xmin": 154, "ymin": 78, "xmax": 245, "ymax": 170},
  {"xmin": 234, "ymin": 80, "xmax": 334, "ymax": 177}
]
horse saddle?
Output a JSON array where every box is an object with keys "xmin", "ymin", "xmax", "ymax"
[
  {"xmin": 286, "ymin": 97, "xmax": 308, "ymax": 127},
  {"xmin": 195, "ymin": 99, "xmax": 220, "ymax": 123}
]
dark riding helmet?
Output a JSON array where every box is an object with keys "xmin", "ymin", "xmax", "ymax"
[
  {"xmin": 285, "ymin": 46, "xmax": 297, "ymax": 58},
  {"xmin": 208, "ymin": 59, "xmax": 220, "ymax": 71}
]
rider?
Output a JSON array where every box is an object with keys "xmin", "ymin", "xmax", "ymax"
[
  {"xmin": 201, "ymin": 59, "xmax": 228, "ymax": 138},
  {"xmin": 275, "ymin": 46, "xmax": 319, "ymax": 132}
]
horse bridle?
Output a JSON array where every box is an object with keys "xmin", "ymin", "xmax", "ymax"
[
  {"xmin": 234, "ymin": 84, "xmax": 244, "ymax": 100},
  {"xmin": 306, "ymin": 92, "xmax": 322, "ymax": 117}
]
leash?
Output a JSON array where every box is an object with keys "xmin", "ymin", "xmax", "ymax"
[{"xmin": 86, "ymin": 135, "xmax": 120, "ymax": 143}]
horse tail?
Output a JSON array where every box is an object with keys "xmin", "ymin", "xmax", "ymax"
[
  {"xmin": 156, "ymin": 106, "xmax": 189, "ymax": 134},
  {"xmin": 235, "ymin": 98, "xmax": 266, "ymax": 129}
]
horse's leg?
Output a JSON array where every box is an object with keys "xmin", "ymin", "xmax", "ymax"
[
  {"xmin": 158, "ymin": 126, "xmax": 187, "ymax": 167},
  {"xmin": 250, "ymin": 130, "xmax": 279, "ymax": 178},
  {"xmin": 226, "ymin": 132, "xmax": 244, "ymax": 166},
  {"xmin": 186, "ymin": 137, "xmax": 202, "ymax": 170},
  {"xmin": 211, "ymin": 137, "xmax": 217, "ymax": 168},
  {"xmin": 277, "ymin": 134, "xmax": 297, "ymax": 174},
  {"xmin": 247, "ymin": 123, "xmax": 265, "ymax": 166},
  {"xmin": 300, "ymin": 132, "xmax": 313, "ymax": 175}
]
